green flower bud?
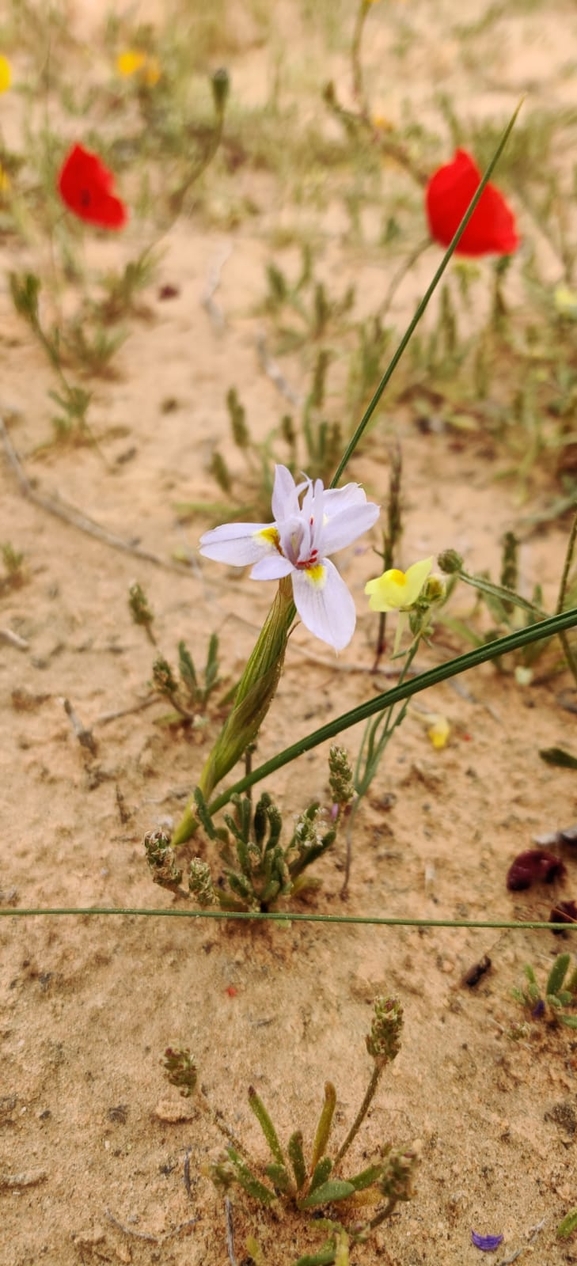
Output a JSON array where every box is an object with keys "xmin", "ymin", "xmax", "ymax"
[
  {"xmin": 422, "ymin": 575, "xmax": 446, "ymax": 605},
  {"xmin": 437, "ymin": 549, "xmax": 463, "ymax": 575}
]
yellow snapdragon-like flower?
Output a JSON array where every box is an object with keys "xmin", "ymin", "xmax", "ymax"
[
  {"xmin": 365, "ymin": 557, "xmax": 433, "ymax": 612},
  {"xmin": 426, "ymin": 713, "xmax": 451, "ymax": 750},
  {"xmin": 116, "ymin": 49, "xmax": 160, "ymax": 87},
  {"xmin": 0, "ymin": 55, "xmax": 12, "ymax": 93}
]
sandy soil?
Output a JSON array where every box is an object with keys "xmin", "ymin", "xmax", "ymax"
[{"xmin": 2, "ymin": 2, "xmax": 577, "ymax": 1264}]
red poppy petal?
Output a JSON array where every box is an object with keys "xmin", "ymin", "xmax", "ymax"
[
  {"xmin": 426, "ymin": 148, "xmax": 519, "ymax": 257},
  {"xmin": 57, "ymin": 143, "xmax": 128, "ymax": 230}
]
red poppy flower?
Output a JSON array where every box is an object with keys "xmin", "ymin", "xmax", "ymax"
[
  {"xmin": 57, "ymin": 143, "xmax": 128, "ymax": 230},
  {"xmin": 426, "ymin": 149, "xmax": 519, "ymax": 257}
]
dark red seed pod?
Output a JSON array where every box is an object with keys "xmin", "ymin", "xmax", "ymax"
[{"xmin": 506, "ymin": 849, "xmax": 566, "ymax": 892}]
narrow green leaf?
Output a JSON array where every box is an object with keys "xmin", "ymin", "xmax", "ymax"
[
  {"xmin": 309, "ymin": 1155, "xmax": 332, "ymax": 1193},
  {"xmin": 546, "ymin": 954, "xmax": 571, "ymax": 998},
  {"xmin": 227, "ymin": 1148, "xmax": 276, "ymax": 1205},
  {"xmin": 330, "ymin": 100, "xmax": 524, "ymax": 486},
  {"xmin": 292, "ymin": 1246, "xmax": 337, "ymax": 1266},
  {"xmin": 207, "ymin": 607, "xmax": 577, "ymax": 817},
  {"xmin": 288, "ymin": 1130, "xmax": 307, "ymax": 1192},
  {"xmin": 347, "ymin": 1162, "xmax": 384, "ymax": 1191},
  {"xmin": 310, "ymin": 1083, "xmax": 337, "ymax": 1173},
  {"xmin": 265, "ymin": 1162, "xmax": 292, "ymax": 1193},
  {"xmin": 248, "ymin": 1087, "xmax": 285, "ymax": 1167},
  {"xmin": 559, "ymin": 1014, "xmax": 577, "ymax": 1029},
  {"xmin": 299, "ymin": 1180, "xmax": 355, "ymax": 1209}
]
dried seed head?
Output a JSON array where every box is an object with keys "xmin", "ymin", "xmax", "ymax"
[
  {"xmin": 366, "ymin": 996, "xmax": 403, "ymax": 1063},
  {"xmin": 163, "ymin": 1046, "xmax": 197, "ymax": 1097},
  {"xmin": 152, "ymin": 655, "xmax": 179, "ymax": 696},
  {"xmin": 378, "ymin": 1141, "xmax": 421, "ymax": 1203},
  {"xmin": 329, "ymin": 745, "xmax": 354, "ymax": 809},
  {"xmin": 189, "ymin": 858, "xmax": 217, "ymax": 908},
  {"xmin": 144, "ymin": 829, "xmax": 183, "ymax": 891}
]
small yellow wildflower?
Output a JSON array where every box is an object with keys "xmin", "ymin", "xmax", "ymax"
[
  {"xmin": 0, "ymin": 163, "xmax": 11, "ymax": 194},
  {"xmin": 426, "ymin": 713, "xmax": 451, "ymax": 750},
  {"xmin": 365, "ymin": 557, "xmax": 433, "ymax": 613},
  {"xmin": 554, "ymin": 285, "xmax": 577, "ymax": 320},
  {"xmin": 116, "ymin": 49, "xmax": 160, "ymax": 87},
  {"xmin": 0, "ymin": 55, "xmax": 12, "ymax": 94}
]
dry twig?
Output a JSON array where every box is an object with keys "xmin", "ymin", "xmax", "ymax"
[
  {"xmin": 0, "ymin": 416, "xmax": 191, "ymax": 574},
  {"xmin": 225, "ymin": 1197, "xmax": 237, "ymax": 1266}
]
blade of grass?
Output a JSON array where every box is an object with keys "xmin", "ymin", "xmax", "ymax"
[
  {"xmin": 207, "ymin": 604, "xmax": 577, "ymax": 812},
  {"xmin": 330, "ymin": 100, "xmax": 524, "ymax": 488}
]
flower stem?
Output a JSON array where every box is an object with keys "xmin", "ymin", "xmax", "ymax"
[
  {"xmin": 334, "ymin": 1061, "xmax": 382, "ymax": 1169},
  {"xmin": 555, "ymin": 510, "xmax": 577, "ymax": 688}
]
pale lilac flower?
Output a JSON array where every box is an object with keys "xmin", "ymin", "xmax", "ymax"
[{"xmin": 199, "ymin": 465, "xmax": 380, "ymax": 651}]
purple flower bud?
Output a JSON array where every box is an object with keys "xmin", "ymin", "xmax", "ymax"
[
  {"xmin": 531, "ymin": 999, "xmax": 546, "ymax": 1020},
  {"xmin": 471, "ymin": 1229, "xmax": 504, "ymax": 1252}
]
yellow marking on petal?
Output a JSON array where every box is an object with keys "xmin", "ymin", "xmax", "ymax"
[
  {"xmin": 304, "ymin": 564, "xmax": 326, "ymax": 587},
  {"xmin": 257, "ymin": 527, "xmax": 281, "ymax": 550},
  {"xmin": 0, "ymin": 55, "xmax": 12, "ymax": 94}
]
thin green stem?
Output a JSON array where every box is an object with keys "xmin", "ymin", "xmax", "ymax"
[
  {"xmin": 555, "ymin": 510, "xmax": 577, "ymax": 688},
  {"xmin": 0, "ymin": 909, "xmax": 573, "ymax": 929},
  {"xmin": 330, "ymin": 101, "xmax": 523, "ymax": 488},
  {"xmin": 207, "ymin": 605, "xmax": 577, "ymax": 812},
  {"xmin": 334, "ymin": 1062, "xmax": 382, "ymax": 1168}
]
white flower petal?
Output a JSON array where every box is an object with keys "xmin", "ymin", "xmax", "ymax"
[
  {"xmin": 321, "ymin": 501, "xmax": 380, "ymax": 555},
  {"xmin": 271, "ymin": 465, "xmax": 300, "ymax": 522},
  {"xmin": 199, "ymin": 522, "xmax": 272, "ymax": 566},
  {"xmin": 292, "ymin": 558, "xmax": 356, "ymax": 651},
  {"xmin": 322, "ymin": 483, "xmax": 370, "ymax": 515},
  {"xmin": 251, "ymin": 554, "xmax": 294, "ymax": 580}
]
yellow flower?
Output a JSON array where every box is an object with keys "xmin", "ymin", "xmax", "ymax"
[
  {"xmin": 0, "ymin": 55, "xmax": 12, "ymax": 93},
  {"xmin": 365, "ymin": 557, "xmax": 433, "ymax": 612},
  {"xmin": 0, "ymin": 163, "xmax": 10, "ymax": 193},
  {"xmin": 426, "ymin": 713, "xmax": 451, "ymax": 750},
  {"xmin": 116, "ymin": 49, "xmax": 160, "ymax": 87},
  {"xmin": 554, "ymin": 285, "xmax": 577, "ymax": 320}
]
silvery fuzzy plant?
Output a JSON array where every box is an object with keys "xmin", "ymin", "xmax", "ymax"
[
  {"xmin": 145, "ymin": 744, "xmax": 354, "ymax": 912},
  {"xmin": 163, "ymin": 997, "xmax": 420, "ymax": 1266}
]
